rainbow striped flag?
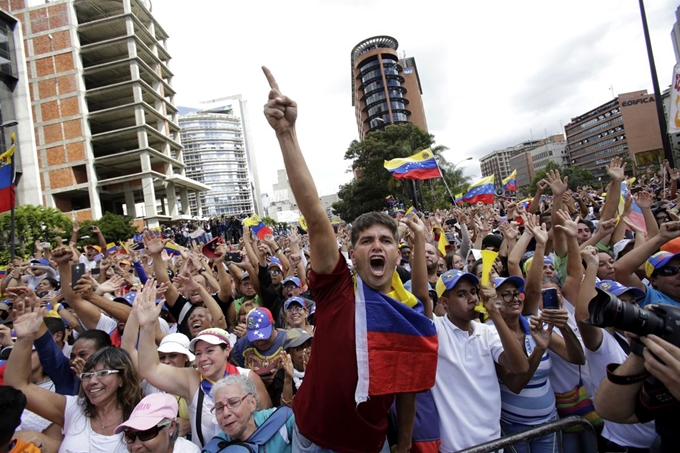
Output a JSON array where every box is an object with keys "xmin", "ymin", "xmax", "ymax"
[
  {"xmin": 354, "ymin": 274, "xmax": 438, "ymax": 403},
  {"xmin": 243, "ymin": 214, "xmax": 272, "ymax": 239}
]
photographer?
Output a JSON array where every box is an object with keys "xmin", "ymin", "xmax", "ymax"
[
  {"xmin": 614, "ymin": 221, "xmax": 680, "ymax": 307},
  {"xmin": 594, "ymin": 332, "xmax": 680, "ymax": 453}
]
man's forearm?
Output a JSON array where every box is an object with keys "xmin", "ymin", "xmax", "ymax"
[{"xmin": 395, "ymin": 392, "xmax": 416, "ymax": 452}]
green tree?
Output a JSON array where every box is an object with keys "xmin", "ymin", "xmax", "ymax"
[
  {"xmin": 332, "ymin": 124, "xmax": 456, "ymax": 222},
  {"xmin": 528, "ymin": 161, "xmax": 594, "ymax": 195},
  {"xmin": 87, "ymin": 212, "xmax": 137, "ymax": 246},
  {"xmin": 0, "ymin": 205, "xmax": 72, "ymax": 260}
]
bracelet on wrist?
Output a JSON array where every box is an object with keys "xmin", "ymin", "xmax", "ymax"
[{"xmin": 274, "ymin": 248, "xmax": 281, "ymax": 254}]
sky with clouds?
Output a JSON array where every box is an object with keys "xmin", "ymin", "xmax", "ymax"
[{"xmin": 151, "ymin": 0, "xmax": 680, "ymax": 199}]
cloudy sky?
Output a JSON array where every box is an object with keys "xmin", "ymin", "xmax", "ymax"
[{"xmin": 152, "ymin": 0, "xmax": 679, "ymax": 198}]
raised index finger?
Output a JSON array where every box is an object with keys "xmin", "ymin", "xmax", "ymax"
[{"xmin": 262, "ymin": 66, "xmax": 279, "ymax": 91}]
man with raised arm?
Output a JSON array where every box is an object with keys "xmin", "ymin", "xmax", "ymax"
[{"xmin": 262, "ymin": 67, "xmax": 437, "ymax": 453}]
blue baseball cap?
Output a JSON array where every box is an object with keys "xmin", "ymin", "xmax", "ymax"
[
  {"xmin": 284, "ymin": 296, "xmax": 306, "ymax": 309},
  {"xmin": 436, "ymin": 270, "xmax": 479, "ymax": 297},
  {"xmin": 113, "ymin": 292, "xmax": 137, "ymax": 306},
  {"xmin": 646, "ymin": 251, "xmax": 680, "ymax": 278},
  {"xmin": 596, "ymin": 280, "xmax": 645, "ymax": 300},
  {"xmin": 30, "ymin": 258, "xmax": 50, "ymax": 266},
  {"xmin": 246, "ymin": 307, "xmax": 273, "ymax": 342},
  {"xmin": 282, "ymin": 276, "xmax": 301, "ymax": 287},
  {"xmin": 493, "ymin": 276, "xmax": 525, "ymax": 290}
]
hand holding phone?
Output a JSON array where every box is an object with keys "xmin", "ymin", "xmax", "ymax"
[
  {"xmin": 541, "ymin": 288, "xmax": 560, "ymax": 310},
  {"xmin": 71, "ymin": 263, "xmax": 86, "ymax": 289}
]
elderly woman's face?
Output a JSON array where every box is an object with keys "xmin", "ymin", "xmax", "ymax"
[{"xmin": 214, "ymin": 384, "xmax": 257, "ymax": 440}]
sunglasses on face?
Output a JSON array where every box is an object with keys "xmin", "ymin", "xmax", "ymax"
[
  {"xmin": 123, "ymin": 421, "xmax": 171, "ymax": 444},
  {"xmin": 655, "ymin": 266, "xmax": 680, "ymax": 277},
  {"xmin": 79, "ymin": 369, "xmax": 119, "ymax": 380},
  {"xmin": 500, "ymin": 292, "xmax": 522, "ymax": 303}
]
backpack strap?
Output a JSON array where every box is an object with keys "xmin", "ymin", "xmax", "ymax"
[
  {"xmin": 247, "ymin": 406, "xmax": 292, "ymax": 445},
  {"xmin": 196, "ymin": 387, "xmax": 206, "ymax": 447},
  {"xmin": 201, "ymin": 436, "xmax": 230, "ymax": 453}
]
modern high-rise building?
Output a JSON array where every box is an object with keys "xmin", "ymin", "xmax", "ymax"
[
  {"xmin": 671, "ymin": 6, "xmax": 680, "ymax": 63},
  {"xmin": 480, "ymin": 140, "xmax": 542, "ymax": 185},
  {"xmin": 178, "ymin": 95, "xmax": 262, "ymax": 217},
  {"xmin": 351, "ymin": 35, "xmax": 427, "ymax": 140},
  {"xmin": 565, "ymin": 90, "xmax": 663, "ymax": 180},
  {"xmin": 0, "ymin": 7, "xmax": 40, "ymax": 208},
  {"xmin": 508, "ymin": 136, "xmax": 567, "ymax": 189},
  {"xmin": 2, "ymin": 0, "xmax": 208, "ymax": 225}
]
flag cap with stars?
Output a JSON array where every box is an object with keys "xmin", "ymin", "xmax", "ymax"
[{"xmin": 246, "ymin": 307, "xmax": 274, "ymax": 342}]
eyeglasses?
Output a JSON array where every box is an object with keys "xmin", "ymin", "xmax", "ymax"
[
  {"xmin": 655, "ymin": 266, "xmax": 680, "ymax": 277},
  {"xmin": 79, "ymin": 369, "xmax": 120, "ymax": 380},
  {"xmin": 500, "ymin": 292, "xmax": 522, "ymax": 302},
  {"xmin": 123, "ymin": 420, "xmax": 171, "ymax": 444},
  {"xmin": 210, "ymin": 394, "xmax": 252, "ymax": 414},
  {"xmin": 268, "ymin": 269, "xmax": 282, "ymax": 275},
  {"xmin": 286, "ymin": 305, "xmax": 304, "ymax": 313}
]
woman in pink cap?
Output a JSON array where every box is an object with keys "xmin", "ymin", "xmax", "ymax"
[
  {"xmin": 115, "ymin": 393, "xmax": 199, "ymax": 453},
  {"xmin": 134, "ymin": 280, "xmax": 271, "ymax": 450}
]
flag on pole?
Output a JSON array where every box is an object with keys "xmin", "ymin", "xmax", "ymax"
[
  {"xmin": 405, "ymin": 206, "xmax": 418, "ymax": 216},
  {"xmin": 454, "ymin": 193, "xmax": 463, "ymax": 205},
  {"xmin": 164, "ymin": 241, "xmax": 183, "ymax": 256},
  {"xmin": 432, "ymin": 226, "xmax": 449, "ymax": 256},
  {"xmin": 383, "ymin": 149, "xmax": 442, "ymax": 180},
  {"xmin": 462, "ymin": 175, "xmax": 495, "ymax": 204},
  {"xmin": 669, "ymin": 63, "xmax": 680, "ymax": 134},
  {"xmin": 503, "ymin": 170, "xmax": 517, "ymax": 192},
  {"xmin": 0, "ymin": 140, "xmax": 17, "ymax": 213}
]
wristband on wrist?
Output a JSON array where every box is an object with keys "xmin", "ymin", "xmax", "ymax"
[
  {"xmin": 606, "ymin": 363, "xmax": 649, "ymax": 385},
  {"xmin": 274, "ymin": 248, "xmax": 281, "ymax": 254}
]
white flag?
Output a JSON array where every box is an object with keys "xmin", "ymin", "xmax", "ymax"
[{"xmin": 669, "ymin": 63, "xmax": 680, "ymax": 134}]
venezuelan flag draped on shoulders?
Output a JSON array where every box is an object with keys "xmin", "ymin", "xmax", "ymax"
[
  {"xmin": 463, "ymin": 175, "xmax": 495, "ymax": 204},
  {"xmin": 503, "ymin": 170, "xmax": 517, "ymax": 192},
  {"xmin": 384, "ymin": 149, "xmax": 442, "ymax": 180},
  {"xmin": 354, "ymin": 273, "xmax": 438, "ymax": 404},
  {"xmin": 242, "ymin": 214, "xmax": 273, "ymax": 239}
]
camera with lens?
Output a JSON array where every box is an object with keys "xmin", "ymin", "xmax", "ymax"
[{"xmin": 585, "ymin": 287, "xmax": 680, "ymax": 356}]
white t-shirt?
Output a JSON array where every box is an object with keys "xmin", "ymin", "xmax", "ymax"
[
  {"xmin": 78, "ymin": 254, "xmax": 98, "ymax": 271},
  {"xmin": 585, "ymin": 331, "xmax": 656, "ymax": 449},
  {"xmin": 95, "ymin": 313, "xmax": 117, "ymax": 335},
  {"xmin": 59, "ymin": 396, "xmax": 127, "ymax": 453},
  {"xmin": 18, "ymin": 380, "xmax": 55, "ymax": 432},
  {"xmin": 174, "ymin": 437, "xmax": 200, "ymax": 453},
  {"xmin": 431, "ymin": 315, "xmax": 504, "ymax": 453}
]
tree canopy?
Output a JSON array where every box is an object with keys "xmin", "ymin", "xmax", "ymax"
[
  {"xmin": 332, "ymin": 124, "xmax": 470, "ymax": 222},
  {"xmin": 0, "ymin": 206, "xmax": 138, "ymax": 261},
  {"xmin": 526, "ymin": 161, "xmax": 594, "ymax": 196}
]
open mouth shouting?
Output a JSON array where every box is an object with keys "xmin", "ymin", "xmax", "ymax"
[{"xmin": 369, "ymin": 255, "xmax": 386, "ymax": 276}]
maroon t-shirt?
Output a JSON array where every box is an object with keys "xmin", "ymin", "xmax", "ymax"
[{"xmin": 293, "ymin": 253, "xmax": 394, "ymax": 453}]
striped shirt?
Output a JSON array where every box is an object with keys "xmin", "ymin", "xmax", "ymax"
[{"xmin": 498, "ymin": 316, "xmax": 557, "ymax": 425}]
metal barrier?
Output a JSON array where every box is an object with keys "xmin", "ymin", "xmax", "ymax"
[{"xmin": 456, "ymin": 416, "xmax": 597, "ymax": 453}]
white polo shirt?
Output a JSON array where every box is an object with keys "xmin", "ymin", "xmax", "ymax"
[{"xmin": 431, "ymin": 315, "xmax": 505, "ymax": 453}]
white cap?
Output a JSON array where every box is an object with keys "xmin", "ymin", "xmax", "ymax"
[{"xmin": 157, "ymin": 333, "xmax": 195, "ymax": 362}]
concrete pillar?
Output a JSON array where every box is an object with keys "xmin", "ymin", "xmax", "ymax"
[
  {"xmin": 166, "ymin": 181, "xmax": 178, "ymax": 217},
  {"xmin": 179, "ymin": 187, "xmax": 189, "ymax": 215},
  {"xmin": 124, "ymin": 185, "xmax": 136, "ymax": 218}
]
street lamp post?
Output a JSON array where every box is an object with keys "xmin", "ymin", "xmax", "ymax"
[
  {"xmin": 442, "ymin": 157, "xmax": 473, "ymax": 203},
  {"xmin": 638, "ymin": 0, "xmax": 674, "ymax": 168},
  {"xmin": 3, "ymin": 120, "xmax": 19, "ymax": 261}
]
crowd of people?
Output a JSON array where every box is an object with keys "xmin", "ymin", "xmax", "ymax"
[{"xmin": 1, "ymin": 67, "xmax": 680, "ymax": 453}]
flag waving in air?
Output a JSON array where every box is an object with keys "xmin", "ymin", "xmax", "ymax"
[
  {"xmin": 243, "ymin": 214, "xmax": 273, "ymax": 239},
  {"xmin": 463, "ymin": 175, "xmax": 495, "ymax": 204},
  {"xmin": 503, "ymin": 170, "xmax": 517, "ymax": 192},
  {"xmin": 384, "ymin": 149, "xmax": 442, "ymax": 180}
]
